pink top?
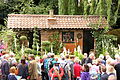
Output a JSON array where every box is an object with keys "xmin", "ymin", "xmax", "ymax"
[{"xmin": 90, "ymin": 65, "xmax": 99, "ymax": 72}]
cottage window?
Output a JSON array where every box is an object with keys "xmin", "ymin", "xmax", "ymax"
[{"xmin": 62, "ymin": 32, "xmax": 74, "ymax": 43}]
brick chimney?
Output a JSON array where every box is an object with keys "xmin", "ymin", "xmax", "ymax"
[{"xmin": 47, "ymin": 9, "xmax": 56, "ymax": 27}]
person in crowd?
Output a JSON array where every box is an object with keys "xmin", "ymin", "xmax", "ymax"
[
  {"xmin": 105, "ymin": 54, "xmax": 112, "ymax": 62},
  {"xmin": 98, "ymin": 54, "xmax": 105, "ymax": 65},
  {"xmin": 65, "ymin": 54, "xmax": 70, "ymax": 62},
  {"xmin": 43, "ymin": 53, "xmax": 52, "ymax": 80},
  {"xmin": 107, "ymin": 65, "xmax": 116, "ymax": 80},
  {"xmin": 60, "ymin": 54, "xmax": 70, "ymax": 80},
  {"xmin": 49, "ymin": 62, "xmax": 64, "ymax": 80},
  {"xmin": 69, "ymin": 55, "xmax": 75, "ymax": 80},
  {"xmin": 114, "ymin": 57, "xmax": 120, "ymax": 80},
  {"xmin": 28, "ymin": 54, "xmax": 38, "ymax": 80},
  {"xmin": 59, "ymin": 54, "xmax": 66, "ymax": 68},
  {"xmin": 48, "ymin": 53, "xmax": 56, "ymax": 70},
  {"xmin": 46, "ymin": 53, "xmax": 56, "ymax": 80},
  {"xmin": 108, "ymin": 75, "xmax": 117, "ymax": 80},
  {"xmin": 104, "ymin": 52, "xmax": 110, "ymax": 61},
  {"xmin": 89, "ymin": 60, "xmax": 99, "ymax": 80},
  {"xmin": 114, "ymin": 54, "xmax": 120, "ymax": 64},
  {"xmin": 100, "ymin": 65, "xmax": 108, "ymax": 80},
  {"xmin": 41, "ymin": 55, "xmax": 47, "ymax": 80},
  {"xmin": 35, "ymin": 56, "xmax": 42, "ymax": 80},
  {"xmin": 81, "ymin": 53, "xmax": 88, "ymax": 65},
  {"xmin": 17, "ymin": 58, "xmax": 29, "ymax": 79},
  {"xmin": 0, "ymin": 40, "xmax": 5, "ymax": 52},
  {"xmin": 1, "ymin": 54, "xmax": 10, "ymax": 80},
  {"xmin": 9, "ymin": 52, "xmax": 17, "ymax": 67},
  {"xmin": 81, "ymin": 64, "xmax": 90, "ymax": 80},
  {"xmin": 73, "ymin": 58, "xmax": 82, "ymax": 80},
  {"xmin": 8, "ymin": 66, "xmax": 17, "ymax": 80},
  {"xmin": 82, "ymin": 53, "xmax": 93, "ymax": 65}
]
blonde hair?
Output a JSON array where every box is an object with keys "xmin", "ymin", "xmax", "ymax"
[
  {"xmin": 108, "ymin": 75, "xmax": 116, "ymax": 80},
  {"xmin": 107, "ymin": 65, "xmax": 116, "ymax": 75},
  {"xmin": 74, "ymin": 58, "xmax": 79, "ymax": 63},
  {"xmin": 9, "ymin": 66, "xmax": 16, "ymax": 73}
]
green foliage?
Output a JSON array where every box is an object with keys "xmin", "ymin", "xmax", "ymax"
[
  {"xmin": 58, "ymin": 0, "xmax": 68, "ymax": 15},
  {"xmin": 77, "ymin": 0, "xmax": 119, "ymax": 26},
  {"xmin": 32, "ymin": 27, "xmax": 40, "ymax": 55},
  {"xmin": 89, "ymin": 0, "xmax": 96, "ymax": 15},
  {"xmin": 0, "ymin": 0, "xmax": 58, "ymax": 17},
  {"xmin": 106, "ymin": 0, "xmax": 112, "ymax": 24},
  {"xmin": 83, "ymin": 0, "xmax": 89, "ymax": 15},
  {"xmin": 0, "ymin": 25, "xmax": 6, "ymax": 30},
  {"xmin": 68, "ymin": 0, "xmax": 78, "ymax": 15},
  {"xmin": 92, "ymin": 28, "xmax": 118, "ymax": 58},
  {"xmin": 48, "ymin": 32, "xmax": 63, "ymax": 55},
  {"xmin": 20, "ymin": 36, "xmax": 27, "ymax": 41},
  {"xmin": 95, "ymin": 0, "xmax": 106, "ymax": 15},
  {"xmin": 0, "ymin": 29, "xmax": 16, "ymax": 50},
  {"xmin": 107, "ymin": 29, "xmax": 120, "ymax": 44},
  {"xmin": 78, "ymin": 0, "xmax": 84, "ymax": 15},
  {"xmin": 74, "ymin": 51, "xmax": 84, "ymax": 60},
  {"xmin": 41, "ymin": 41, "xmax": 51, "ymax": 53}
]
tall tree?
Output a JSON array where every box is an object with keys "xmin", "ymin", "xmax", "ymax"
[
  {"xmin": 95, "ymin": 0, "xmax": 106, "ymax": 15},
  {"xmin": 68, "ymin": 0, "xmax": 78, "ymax": 15},
  {"xmin": 106, "ymin": 0, "xmax": 112, "ymax": 25},
  {"xmin": 83, "ymin": 0, "xmax": 89, "ymax": 15},
  {"xmin": 58, "ymin": 0, "xmax": 68, "ymax": 15},
  {"xmin": 39, "ymin": 0, "xmax": 58, "ymax": 14},
  {"xmin": 78, "ymin": 0, "xmax": 84, "ymax": 15},
  {"xmin": 89, "ymin": 0, "xmax": 96, "ymax": 15}
]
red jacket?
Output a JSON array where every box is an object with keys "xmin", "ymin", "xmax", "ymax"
[
  {"xmin": 73, "ymin": 63, "xmax": 83, "ymax": 78},
  {"xmin": 49, "ymin": 67, "xmax": 64, "ymax": 80}
]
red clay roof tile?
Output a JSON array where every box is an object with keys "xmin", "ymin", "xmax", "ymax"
[{"xmin": 7, "ymin": 14, "xmax": 108, "ymax": 29}]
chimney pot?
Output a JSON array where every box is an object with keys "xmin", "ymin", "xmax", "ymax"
[{"xmin": 49, "ymin": 10, "xmax": 54, "ymax": 18}]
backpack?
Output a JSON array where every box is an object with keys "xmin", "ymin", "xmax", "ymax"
[
  {"xmin": 90, "ymin": 68, "xmax": 98, "ymax": 80},
  {"xmin": 43, "ymin": 58, "xmax": 49, "ymax": 71},
  {"xmin": 62, "ymin": 62, "xmax": 70, "ymax": 79},
  {"xmin": 48, "ymin": 58, "xmax": 54, "ymax": 70}
]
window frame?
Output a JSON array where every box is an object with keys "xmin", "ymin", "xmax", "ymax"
[{"xmin": 62, "ymin": 32, "xmax": 74, "ymax": 43}]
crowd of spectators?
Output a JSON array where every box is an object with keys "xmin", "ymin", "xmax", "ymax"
[{"xmin": 0, "ymin": 50, "xmax": 120, "ymax": 80}]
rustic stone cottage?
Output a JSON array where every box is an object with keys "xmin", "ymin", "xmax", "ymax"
[{"xmin": 7, "ymin": 12, "xmax": 108, "ymax": 54}]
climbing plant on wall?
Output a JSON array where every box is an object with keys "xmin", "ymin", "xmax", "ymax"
[
  {"xmin": 48, "ymin": 32, "xmax": 63, "ymax": 55},
  {"xmin": 92, "ymin": 27, "xmax": 118, "ymax": 58}
]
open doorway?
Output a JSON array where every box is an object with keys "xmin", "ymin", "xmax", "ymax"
[{"xmin": 83, "ymin": 30, "xmax": 94, "ymax": 54}]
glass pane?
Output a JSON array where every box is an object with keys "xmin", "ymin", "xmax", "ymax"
[{"xmin": 62, "ymin": 32, "xmax": 74, "ymax": 43}]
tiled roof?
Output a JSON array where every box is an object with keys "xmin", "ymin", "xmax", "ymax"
[{"xmin": 7, "ymin": 14, "xmax": 108, "ymax": 29}]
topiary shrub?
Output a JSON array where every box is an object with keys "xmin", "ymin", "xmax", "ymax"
[
  {"xmin": 32, "ymin": 27, "xmax": 40, "ymax": 55},
  {"xmin": 41, "ymin": 41, "xmax": 51, "ymax": 53},
  {"xmin": 20, "ymin": 36, "xmax": 27, "ymax": 41},
  {"xmin": 24, "ymin": 48, "xmax": 33, "ymax": 54}
]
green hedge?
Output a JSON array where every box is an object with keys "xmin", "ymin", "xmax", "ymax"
[{"xmin": 107, "ymin": 29, "xmax": 120, "ymax": 44}]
